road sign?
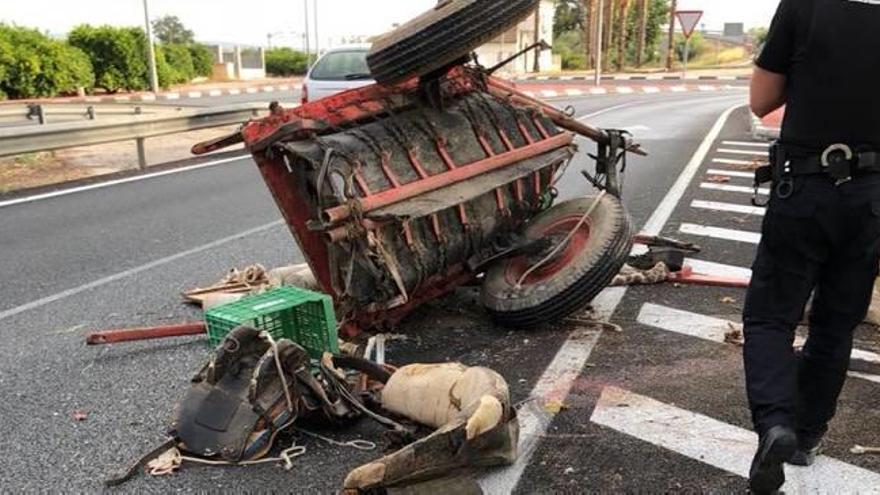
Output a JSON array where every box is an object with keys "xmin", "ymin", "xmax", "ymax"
[{"xmin": 675, "ymin": 10, "xmax": 704, "ymax": 39}]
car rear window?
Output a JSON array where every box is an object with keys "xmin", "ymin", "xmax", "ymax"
[{"xmin": 309, "ymin": 50, "xmax": 371, "ymax": 81}]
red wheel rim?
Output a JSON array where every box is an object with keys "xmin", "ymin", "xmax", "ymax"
[{"xmin": 504, "ymin": 215, "xmax": 591, "ymax": 287}]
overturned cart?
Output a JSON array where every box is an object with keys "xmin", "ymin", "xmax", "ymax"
[{"xmin": 195, "ymin": 6, "xmax": 641, "ymax": 336}]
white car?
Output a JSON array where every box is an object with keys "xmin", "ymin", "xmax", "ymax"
[{"xmin": 301, "ymin": 45, "xmax": 374, "ymax": 104}]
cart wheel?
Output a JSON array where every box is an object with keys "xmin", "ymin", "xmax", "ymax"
[
  {"xmin": 367, "ymin": 0, "xmax": 539, "ymax": 85},
  {"xmin": 481, "ymin": 195, "xmax": 634, "ymax": 328}
]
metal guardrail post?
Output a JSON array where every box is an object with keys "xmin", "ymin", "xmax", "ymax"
[{"xmin": 134, "ymin": 107, "xmax": 148, "ymax": 170}]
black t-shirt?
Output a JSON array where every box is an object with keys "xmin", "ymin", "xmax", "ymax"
[{"xmin": 757, "ymin": 0, "xmax": 880, "ymax": 151}]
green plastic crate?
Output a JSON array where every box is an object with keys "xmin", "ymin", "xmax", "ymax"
[{"xmin": 205, "ymin": 286, "xmax": 339, "ymax": 360}]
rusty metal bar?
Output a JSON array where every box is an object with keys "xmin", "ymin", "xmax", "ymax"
[
  {"xmin": 322, "ymin": 132, "xmax": 574, "ymax": 225},
  {"xmin": 86, "ymin": 322, "xmax": 206, "ymax": 345}
]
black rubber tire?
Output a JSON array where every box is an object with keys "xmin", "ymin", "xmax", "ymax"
[
  {"xmin": 367, "ymin": 0, "xmax": 539, "ymax": 85},
  {"xmin": 481, "ymin": 195, "xmax": 634, "ymax": 328}
]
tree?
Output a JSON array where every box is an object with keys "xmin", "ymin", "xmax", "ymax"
[
  {"xmin": 0, "ymin": 24, "xmax": 94, "ymax": 99},
  {"xmin": 152, "ymin": 15, "xmax": 194, "ymax": 45},
  {"xmin": 554, "ymin": 0, "xmax": 584, "ymax": 34}
]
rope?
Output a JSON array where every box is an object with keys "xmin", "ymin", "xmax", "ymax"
[
  {"xmin": 293, "ymin": 427, "xmax": 376, "ymax": 451},
  {"xmin": 261, "ymin": 332, "xmax": 295, "ymax": 414},
  {"xmin": 515, "ymin": 191, "xmax": 607, "ymax": 288},
  {"xmin": 146, "ymin": 443, "xmax": 307, "ymax": 475}
]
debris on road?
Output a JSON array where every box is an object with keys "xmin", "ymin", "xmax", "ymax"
[
  {"xmin": 184, "ymin": 263, "xmax": 320, "ymax": 309},
  {"xmin": 706, "ymin": 175, "xmax": 731, "ymax": 183},
  {"xmin": 611, "ymin": 262, "xmax": 672, "ymax": 287},
  {"xmin": 724, "ymin": 324, "xmax": 744, "ymax": 346},
  {"xmin": 72, "ymin": 410, "xmax": 89, "ymax": 422},
  {"xmin": 85, "ymin": 322, "xmax": 206, "ymax": 346},
  {"xmin": 720, "ymin": 296, "xmax": 736, "ymax": 304},
  {"xmin": 851, "ymin": 445, "xmax": 880, "ymax": 455}
]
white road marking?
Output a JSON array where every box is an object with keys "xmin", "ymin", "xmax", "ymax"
[
  {"xmin": 685, "ymin": 258, "xmax": 753, "ymax": 279},
  {"xmin": 713, "ymin": 157, "xmax": 763, "ymax": 166},
  {"xmin": 0, "ymin": 155, "xmax": 251, "ymax": 209},
  {"xmin": 691, "ymin": 199, "xmax": 766, "ymax": 216},
  {"xmin": 262, "ymin": 86, "xmax": 276, "ymax": 92},
  {"xmin": 479, "ymin": 288, "xmax": 625, "ymax": 494},
  {"xmin": 578, "ymin": 102, "xmax": 642, "ymax": 121},
  {"xmin": 706, "ymin": 168, "xmax": 754, "ymax": 178},
  {"xmin": 246, "ymin": 87, "xmax": 258, "ymax": 94},
  {"xmin": 642, "ymin": 86, "xmax": 661, "ymax": 94},
  {"xmin": 638, "ymin": 303, "xmax": 733, "ymax": 342},
  {"xmin": 208, "ymin": 89, "xmax": 222, "ymax": 97},
  {"xmin": 640, "ymin": 104, "xmax": 745, "ymax": 237},
  {"xmin": 680, "ymin": 223, "xmax": 761, "ymax": 244},
  {"xmin": 639, "ymin": 303, "xmax": 880, "ymax": 384},
  {"xmin": 138, "ymin": 94, "xmax": 157, "ymax": 102},
  {"xmin": 701, "ymin": 183, "xmax": 769, "ymax": 195},
  {"xmin": 164, "ymin": 92, "xmax": 180, "ymax": 100},
  {"xmin": 698, "ymin": 85, "xmax": 717, "ymax": 92},
  {"xmin": 278, "ymin": 85, "xmax": 290, "ymax": 91},
  {"xmin": 541, "ymin": 90, "xmax": 559, "ymax": 98},
  {"xmin": 0, "ymin": 220, "xmax": 284, "ymax": 322},
  {"xmin": 187, "ymin": 91, "xmax": 203, "ymax": 98},
  {"xmin": 591, "ymin": 387, "xmax": 880, "ymax": 493},
  {"xmin": 718, "ymin": 148, "xmax": 770, "ymax": 157},
  {"xmin": 723, "ymin": 141, "xmax": 769, "ymax": 148},
  {"xmin": 481, "ymin": 102, "xmax": 747, "ymax": 492},
  {"xmin": 564, "ymin": 88, "xmax": 583, "ymax": 96},
  {"xmin": 589, "ymin": 87, "xmax": 608, "ymax": 95},
  {"xmin": 615, "ymin": 86, "xmax": 634, "ymax": 94},
  {"xmin": 228, "ymin": 88, "xmax": 241, "ymax": 95},
  {"xmin": 670, "ymin": 85, "xmax": 688, "ymax": 92}
]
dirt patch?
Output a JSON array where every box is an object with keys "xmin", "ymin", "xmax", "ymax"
[{"xmin": 0, "ymin": 126, "xmax": 242, "ymax": 193}]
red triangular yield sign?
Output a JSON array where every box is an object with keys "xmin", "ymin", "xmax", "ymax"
[{"xmin": 675, "ymin": 10, "xmax": 703, "ymax": 39}]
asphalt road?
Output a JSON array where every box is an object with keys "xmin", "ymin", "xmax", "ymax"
[{"xmin": 14, "ymin": 88, "xmax": 878, "ymax": 493}]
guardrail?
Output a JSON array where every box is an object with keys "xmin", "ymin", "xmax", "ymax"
[
  {"xmin": 0, "ymin": 103, "xmax": 268, "ymax": 169},
  {"xmin": 0, "ymin": 103, "xmax": 171, "ymax": 126}
]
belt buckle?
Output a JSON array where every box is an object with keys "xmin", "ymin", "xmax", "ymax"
[{"xmin": 822, "ymin": 143, "xmax": 854, "ymax": 185}]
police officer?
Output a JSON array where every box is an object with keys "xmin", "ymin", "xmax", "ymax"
[{"xmin": 745, "ymin": 0, "xmax": 880, "ymax": 492}]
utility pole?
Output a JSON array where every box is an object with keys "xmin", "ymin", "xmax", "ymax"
[
  {"xmin": 533, "ymin": 1, "xmax": 541, "ymax": 73},
  {"xmin": 313, "ymin": 0, "xmax": 319, "ymax": 58},
  {"xmin": 303, "ymin": 0, "xmax": 311, "ymax": 63},
  {"xmin": 142, "ymin": 0, "xmax": 159, "ymax": 94},
  {"xmin": 636, "ymin": 0, "xmax": 648, "ymax": 67},
  {"xmin": 666, "ymin": 0, "xmax": 678, "ymax": 71},
  {"xmin": 594, "ymin": 0, "xmax": 604, "ymax": 86}
]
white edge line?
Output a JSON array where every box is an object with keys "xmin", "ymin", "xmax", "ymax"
[
  {"xmin": 0, "ymin": 220, "xmax": 284, "ymax": 322},
  {"xmin": 480, "ymin": 102, "xmax": 746, "ymax": 492},
  {"xmin": 0, "ymin": 155, "xmax": 251, "ymax": 209},
  {"xmin": 641, "ymin": 104, "xmax": 745, "ymax": 236}
]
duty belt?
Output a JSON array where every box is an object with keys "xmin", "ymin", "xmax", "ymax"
[{"xmin": 752, "ymin": 142, "xmax": 880, "ymax": 206}]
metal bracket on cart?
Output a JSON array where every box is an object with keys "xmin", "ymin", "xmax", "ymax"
[{"xmin": 582, "ymin": 129, "xmax": 637, "ymax": 198}]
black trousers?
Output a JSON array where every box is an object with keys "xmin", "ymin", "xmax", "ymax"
[{"xmin": 743, "ymin": 174, "xmax": 880, "ymax": 438}]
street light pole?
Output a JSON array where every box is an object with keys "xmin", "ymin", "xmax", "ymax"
[
  {"xmin": 594, "ymin": 0, "xmax": 604, "ymax": 87},
  {"xmin": 142, "ymin": 0, "xmax": 159, "ymax": 94}
]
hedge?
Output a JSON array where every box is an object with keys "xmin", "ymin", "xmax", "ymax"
[
  {"xmin": 265, "ymin": 47, "xmax": 309, "ymax": 77},
  {"xmin": 68, "ymin": 25, "xmax": 151, "ymax": 92},
  {"xmin": 0, "ymin": 24, "xmax": 95, "ymax": 99},
  {"xmin": 189, "ymin": 44, "xmax": 214, "ymax": 77},
  {"xmin": 161, "ymin": 43, "xmax": 195, "ymax": 84}
]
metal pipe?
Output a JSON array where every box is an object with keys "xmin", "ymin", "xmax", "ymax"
[
  {"xmin": 594, "ymin": 0, "xmax": 604, "ymax": 87},
  {"xmin": 321, "ymin": 132, "xmax": 573, "ymax": 225},
  {"xmin": 86, "ymin": 322, "xmax": 206, "ymax": 345}
]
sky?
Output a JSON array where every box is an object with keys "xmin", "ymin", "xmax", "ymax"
[{"xmin": 0, "ymin": 0, "xmax": 780, "ymax": 48}]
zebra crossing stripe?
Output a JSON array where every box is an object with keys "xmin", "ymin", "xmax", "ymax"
[
  {"xmin": 718, "ymin": 148, "xmax": 770, "ymax": 157},
  {"xmin": 701, "ymin": 183, "xmax": 769, "ymax": 195},
  {"xmin": 691, "ymin": 200, "xmax": 766, "ymax": 216},
  {"xmin": 706, "ymin": 168, "xmax": 754, "ymax": 179},
  {"xmin": 685, "ymin": 258, "xmax": 753, "ymax": 279},
  {"xmin": 591, "ymin": 387, "xmax": 880, "ymax": 492},
  {"xmin": 680, "ymin": 223, "xmax": 762, "ymax": 244}
]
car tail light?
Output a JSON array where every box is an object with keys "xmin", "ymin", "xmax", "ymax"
[{"xmin": 301, "ymin": 83, "xmax": 309, "ymax": 104}]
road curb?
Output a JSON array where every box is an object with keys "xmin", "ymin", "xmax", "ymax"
[
  {"xmin": 520, "ymin": 84, "xmax": 748, "ymax": 99},
  {"xmin": 514, "ymin": 74, "xmax": 751, "ymax": 82}
]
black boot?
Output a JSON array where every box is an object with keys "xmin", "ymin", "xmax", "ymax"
[
  {"xmin": 789, "ymin": 433, "xmax": 823, "ymax": 467},
  {"xmin": 749, "ymin": 425, "xmax": 797, "ymax": 494}
]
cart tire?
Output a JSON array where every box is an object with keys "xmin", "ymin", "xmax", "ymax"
[
  {"xmin": 481, "ymin": 195, "xmax": 634, "ymax": 328},
  {"xmin": 367, "ymin": 0, "xmax": 539, "ymax": 85}
]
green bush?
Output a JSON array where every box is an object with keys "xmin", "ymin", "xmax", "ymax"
[
  {"xmin": 161, "ymin": 43, "xmax": 195, "ymax": 84},
  {"xmin": 675, "ymin": 32, "xmax": 707, "ymax": 62},
  {"xmin": 265, "ymin": 47, "xmax": 309, "ymax": 77},
  {"xmin": 189, "ymin": 44, "xmax": 214, "ymax": 77},
  {"xmin": 0, "ymin": 24, "xmax": 94, "ymax": 99},
  {"xmin": 553, "ymin": 30, "xmax": 587, "ymax": 70},
  {"xmin": 68, "ymin": 25, "xmax": 151, "ymax": 92}
]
